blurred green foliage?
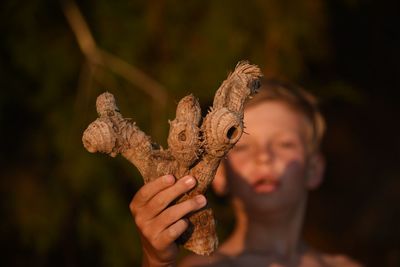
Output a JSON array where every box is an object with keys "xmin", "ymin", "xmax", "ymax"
[{"xmin": 1, "ymin": 0, "xmax": 399, "ymax": 266}]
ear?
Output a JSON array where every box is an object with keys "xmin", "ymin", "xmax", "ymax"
[
  {"xmin": 212, "ymin": 160, "xmax": 228, "ymax": 196},
  {"xmin": 306, "ymin": 153, "xmax": 325, "ymax": 190}
]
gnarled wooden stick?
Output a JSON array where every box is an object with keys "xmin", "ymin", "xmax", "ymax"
[{"xmin": 82, "ymin": 61, "xmax": 262, "ymax": 255}]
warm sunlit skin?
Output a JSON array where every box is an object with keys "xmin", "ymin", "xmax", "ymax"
[
  {"xmin": 179, "ymin": 101, "xmax": 361, "ymax": 267},
  {"xmin": 130, "ymin": 174, "xmax": 207, "ymax": 267},
  {"xmin": 130, "ymin": 100, "xmax": 362, "ymax": 267},
  {"xmin": 226, "ymin": 101, "xmax": 312, "ymax": 212}
]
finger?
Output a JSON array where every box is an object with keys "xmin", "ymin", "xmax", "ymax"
[
  {"xmin": 145, "ymin": 176, "xmax": 197, "ymax": 219},
  {"xmin": 130, "ymin": 175, "xmax": 175, "ymax": 213},
  {"xmin": 155, "ymin": 219, "xmax": 189, "ymax": 250},
  {"xmin": 155, "ymin": 195, "xmax": 207, "ymax": 231}
]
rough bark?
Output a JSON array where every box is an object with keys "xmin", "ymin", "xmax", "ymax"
[{"xmin": 82, "ymin": 61, "xmax": 262, "ymax": 255}]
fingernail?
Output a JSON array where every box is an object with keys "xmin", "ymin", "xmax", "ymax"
[
  {"xmin": 163, "ymin": 175, "xmax": 175, "ymax": 184},
  {"xmin": 195, "ymin": 195, "xmax": 206, "ymax": 205},
  {"xmin": 184, "ymin": 176, "xmax": 195, "ymax": 186}
]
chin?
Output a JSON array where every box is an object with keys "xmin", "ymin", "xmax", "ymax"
[{"xmin": 245, "ymin": 192, "xmax": 283, "ymax": 212}]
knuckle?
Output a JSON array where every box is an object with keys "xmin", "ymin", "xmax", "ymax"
[
  {"xmin": 141, "ymin": 225, "xmax": 154, "ymax": 240},
  {"xmin": 191, "ymin": 199, "xmax": 199, "ymax": 210},
  {"xmin": 152, "ymin": 240, "xmax": 165, "ymax": 251},
  {"xmin": 129, "ymin": 200, "xmax": 137, "ymax": 214},
  {"xmin": 137, "ymin": 187, "xmax": 150, "ymax": 201},
  {"xmin": 158, "ymin": 208, "xmax": 179, "ymax": 227},
  {"xmin": 177, "ymin": 199, "xmax": 195, "ymax": 214},
  {"xmin": 168, "ymin": 220, "xmax": 187, "ymax": 239},
  {"xmin": 168, "ymin": 226, "xmax": 178, "ymax": 239},
  {"xmin": 154, "ymin": 195, "xmax": 167, "ymax": 207},
  {"xmin": 134, "ymin": 215, "xmax": 145, "ymax": 228},
  {"xmin": 187, "ymin": 196, "xmax": 205, "ymax": 211},
  {"xmin": 180, "ymin": 219, "xmax": 189, "ymax": 230}
]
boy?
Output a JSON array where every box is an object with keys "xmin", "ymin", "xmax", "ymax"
[{"xmin": 129, "ymin": 80, "xmax": 362, "ymax": 267}]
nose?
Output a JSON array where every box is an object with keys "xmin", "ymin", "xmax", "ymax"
[{"xmin": 255, "ymin": 146, "xmax": 273, "ymax": 164}]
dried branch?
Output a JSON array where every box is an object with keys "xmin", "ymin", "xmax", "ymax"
[{"xmin": 82, "ymin": 61, "xmax": 263, "ymax": 255}]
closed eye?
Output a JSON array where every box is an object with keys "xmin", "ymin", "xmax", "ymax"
[
  {"xmin": 232, "ymin": 143, "xmax": 250, "ymax": 152},
  {"xmin": 274, "ymin": 137, "xmax": 301, "ymax": 150},
  {"xmin": 278, "ymin": 141, "xmax": 297, "ymax": 148}
]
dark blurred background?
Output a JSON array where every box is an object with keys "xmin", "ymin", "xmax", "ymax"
[{"xmin": 1, "ymin": 0, "xmax": 399, "ymax": 266}]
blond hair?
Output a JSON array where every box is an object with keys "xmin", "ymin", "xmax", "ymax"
[{"xmin": 245, "ymin": 79, "xmax": 326, "ymax": 153}]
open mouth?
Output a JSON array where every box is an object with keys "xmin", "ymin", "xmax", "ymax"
[{"xmin": 252, "ymin": 179, "xmax": 280, "ymax": 193}]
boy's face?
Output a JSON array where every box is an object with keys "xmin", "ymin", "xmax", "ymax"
[{"xmin": 225, "ymin": 101, "xmax": 314, "ymax": 212}]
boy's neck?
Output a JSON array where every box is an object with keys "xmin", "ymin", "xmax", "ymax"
[{"xmin": 219, "ymin": 196, "xmax": 307, "ymax": 261}]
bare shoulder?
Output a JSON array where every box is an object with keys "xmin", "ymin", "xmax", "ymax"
[
  {"xmin": 320, "ymin": 253, "xmax": 364, "ymax": 267},
  {"xmin": 179, "ymin": 251, "xmax": 364, "ymax": 267},
  {"xmin": 301, "ymin": 250, "xmax": 364, "ymax": 267}
]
